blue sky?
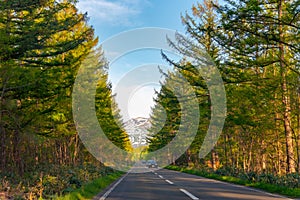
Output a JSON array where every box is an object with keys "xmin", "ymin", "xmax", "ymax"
[
  {"xmin": 77, "ymin": 0, "xmax": 197, "ymax": 40},
  {"xmin": 77, "ymin": 0, "xmax": 198, "ymax": 121}
]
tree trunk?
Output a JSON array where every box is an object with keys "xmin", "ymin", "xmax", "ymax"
[
  {"xmin": 247, "ymin": 138, "xmax": 253, "ymax": 172},
  {"xmin": 73, "ymin": 133, "xmax": 80, "ymax": 165},
  {"xmin": 278, "ymin": 0, "xmax": 296, "ymax": 173},
  {"xmin": 297, "ymin": 82, "xmax": 300, "ymax": 172},
  {"xmin": 211, "ymin": 148, "xmax": 218, "ymax": 171},
  {"xmin": 224, "ymin": 134, "xmax": 228, "ymax": 167}
]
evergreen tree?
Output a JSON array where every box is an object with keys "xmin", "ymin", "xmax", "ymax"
[
  {"xmin": 213, "ymin": 0, "xmax": 300, "ymax": 173},
  {"xmin": 0, "ymin": 0, "xmax": 97, "ymax": 174}
]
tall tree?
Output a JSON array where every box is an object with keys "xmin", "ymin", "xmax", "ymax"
[
  {"xmin": 0, "ymin": 0, "xmax": 97, "ymax": 174},
  {"xmin": 213, "ymin": 0, "xmax": 299, "ymax": 173},
  {"xmin": 162, "ymin": 0, "xmax": 223, "ymax": 169}
]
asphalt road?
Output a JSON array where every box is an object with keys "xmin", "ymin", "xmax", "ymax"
[{"xmin": 95, "ymin": 167, "xmax": 295, "ymax": 200}]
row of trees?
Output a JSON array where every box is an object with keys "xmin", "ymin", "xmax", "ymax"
[
  {"xmin": 0, "ymin": 0, "xmax": 131, "ymax": 198},
  {"xmin": 148, "ymin": 0, "xmax": 300, "ymax": 175}
]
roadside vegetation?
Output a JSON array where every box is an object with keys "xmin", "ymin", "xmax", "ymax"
[
  {"xmin": 0, "ymin": 164, "xmax": 120, "ymax": 199},
  {"xmin": 166, "ymin": 165, "xmax": 300, "ymax": 198},
  {"xmin": 57, "ymin": 171, "xmax": 123, "ymax": 200}
]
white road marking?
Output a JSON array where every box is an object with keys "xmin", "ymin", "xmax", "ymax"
[
  {"xmin": 195, "ymin": 176, "xmax": 292, "ymax": 199},
  {"xmin": 228, "ymin": 184, "xmax": 292, "ymax": 199},
  {"xmin": 154, "ymin": 172, "xmax": 158, "ymax": 175},
  {"xmin": 158, "ymin": 175, "xmax": 164, "ymax": 179},
  {"xmin": 165, "ymin": 179, "xmax": 174, "ymax": 185},
  {"xmin": 180, "ymin": 189, "xmax": 199, "ymax": 200},
  {"xmin": 99, "ymin": 172, "xmax": 129, "ymax": 200}
]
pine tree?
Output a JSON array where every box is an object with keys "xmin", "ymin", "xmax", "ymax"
[
  {"xmin": 0, "ymin": 0, "xmax": 97, "ymax": 174},
  {"xmin": 213, "ymin": 0, "xmax": 299, "ymax": 173},
  {"xmin": 162, "ymin": 0, "xmax": 224, "ymax": 169}
]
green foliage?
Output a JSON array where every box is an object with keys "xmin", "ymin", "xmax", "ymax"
[
  {"xmin": 0, "ymin": 1, "xmax": 131, "ymax": 199},
  {"xmin": 57, "ymin": 171, "xmax": 124, "ymax": 200},
  {"xmin": 95, "ymin": 79, "xmax": 132, "ymax": 151},
  {"xmin": 148, "ymin": 0, "xmax": 220, "ymax": 167},
  {"xmin": 148, "ymin": 0, "xmax": 300, "ymax": 176},
  {"xmin": 0, "ymin": 0, "xmax": 96, "ymax": 67},
  {"xmin": 0, "ymin": 163, "xmax": 116, "ymax": 199},
  {"xmin": 147, "ymin": 71, "xmax": 182, "ymax": 152}
]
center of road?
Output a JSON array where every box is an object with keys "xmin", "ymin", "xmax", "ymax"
[
  {"xmin": 179, "ymin": 189, "xmax": 200, "ymax": 200},
  {"xmin": 152, "ymin": 170, "xmax": 200, "ymax": 200},
  {"xmin": 99, "ymin": 167, "xmax": 200, "ymax": 200},
  {"xmin": 165, "ymin": 179, "xmax": 174, "ymax": 185}
]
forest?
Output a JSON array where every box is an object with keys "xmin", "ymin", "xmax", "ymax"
[
  {"xmin": 0, "ymin": 0, "xmax": 299, "ymax": 199},
  {"xmin": 148, "ymin": 0, "xmax": 300, "ymax": 195},
  {"xmin": 0, "ymin": 0, "xmax": 131, "ymax": 199}
]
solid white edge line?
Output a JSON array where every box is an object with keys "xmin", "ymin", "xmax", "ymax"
[
  {"xmin": 230, "ymin": 184, "xmax": 293, "ymax": 200},
  {"xmin": 180, "ymin": 189, "xmax": 199, "ymax": 200},
  {"xmin": 198, "ymin": 177, "xmax": 292, "ymax": 199},
  {"xmin": 158, "ymin": 175, "xmax": 164, "ymax": 179},
  {"xmin": 99, "ymin": 172, "xmax": 129, "ymax": 200},
  {"xmin": 165, "ymin": 179, "xmax": 174, "ymax": 185}
]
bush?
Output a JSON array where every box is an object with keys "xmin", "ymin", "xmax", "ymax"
[{"xmin": 0, "ymin": 163, "xmax": 115, "ymax": 199}]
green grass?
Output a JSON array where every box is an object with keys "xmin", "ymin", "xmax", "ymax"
[
  {"xmin": 56, "ymin": 171, "xmax": 124, "ymax": 200},
  {"xmin": 245, "ymin": 182, "xmax": 300, "ymax": 198},
  {"xmin": 165, "ymin": 165, "xmax": 300, "ymax": 198}
]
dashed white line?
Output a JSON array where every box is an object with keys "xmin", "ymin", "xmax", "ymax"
[
  {"xmin": 158, "ymin": 175, "xmax": 164, "ymax": 179},
  {"xmin": 165, "ymin": 179, "xmax": 174, "ymax": 185},
  {"xmin": 180, "ymin": 189, "xmax": 199, "ymax": 200}
]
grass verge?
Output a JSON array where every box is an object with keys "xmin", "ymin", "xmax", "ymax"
[
  {"xmin": 165, "ymin": 165, "xmax": 300, "ymax": 198},
  {"xmin": 56, "ymin": 171, "xmax": 124, "ymax": 200}
]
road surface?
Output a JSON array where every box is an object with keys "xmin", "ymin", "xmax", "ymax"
[{"xmin": 94, "ymin": 167, "xmax": 294, "ymax": 200}]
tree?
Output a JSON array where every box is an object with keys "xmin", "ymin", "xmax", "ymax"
[
  {"xmin": 94, "ymin": 54, "xmax": 132, "ymax": 152},
  {"xmin": 0, "ymin": 0, "xmax": 97, "ymax": 174},
  {"xmin": 149, "ymin": 0, "xmax": 300, "ymax": 175},
  {"xmin": 213, "ymin": 0, "xmax": 299, "ymax": 173},
  {"xmin": 147, "ymin": 70, "xmax": 196, "ymax": 166},
  {"xmin": 160, "ymin": 0, "xmax": 223, "ymax": 169}
]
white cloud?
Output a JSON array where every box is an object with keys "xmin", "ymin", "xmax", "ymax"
[
  {"xmin": 77, "ymin": 0, "xmax": 149, "ymax": 26},
  {"xmin": 111, "ymin": 64, "xmax": 169, "ymax": 121},
  {"xmin": 127, "ymin": 84, "xmax": 159, "ymax": 119},
  {"xmin": 112, "ymin": 83, "xmax": 159, "ymax": 122}
]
